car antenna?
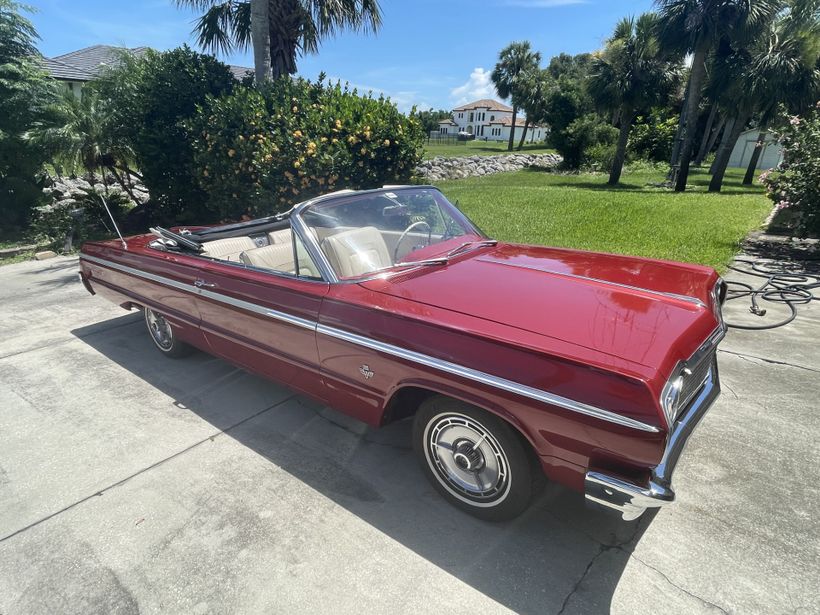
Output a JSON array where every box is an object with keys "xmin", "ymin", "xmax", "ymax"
[{"xmin": 99, "ymin": 194, "xmax": 127, "ymax": 249}]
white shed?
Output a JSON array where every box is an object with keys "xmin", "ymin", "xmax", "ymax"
[{"xmin": 728, "ymin": 128, "xmax": 784, "ymax": 170}]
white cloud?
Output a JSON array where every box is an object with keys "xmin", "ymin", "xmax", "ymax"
[
  {"xmin": 505, "ymin": 0, "xmax": 587, "ymax": 6},
  {"xmin": 450, "ymin": 68, "xmax": 499, "ymax": 106}
]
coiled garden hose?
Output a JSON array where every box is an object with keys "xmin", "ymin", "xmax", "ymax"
[{"xmin": 724, "ymin": 258, "xmax": 820, "ymax": 330}]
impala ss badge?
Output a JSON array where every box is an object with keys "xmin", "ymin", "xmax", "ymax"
[{"xmin": 359, "ymin": 364, "xmax": 374, "ymax": 380}]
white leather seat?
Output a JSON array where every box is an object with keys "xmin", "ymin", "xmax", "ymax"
[
  {"xmin": 240, "ymin": 243, "xmax": 319, "ymax": 278},
  {"xmin": 267, "ymin": 229, "xmax": 292, "ymax": 245},
  {"xmin": 201, "ymin": 237, "xmax": 256, "ymax": 262},
  {"xmin": 321, "ymin": 226, "xmax": 391, "ymax": 278}
]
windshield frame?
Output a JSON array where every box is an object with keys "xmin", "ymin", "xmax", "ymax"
[{"xmin": 292, "ymin": 185, "xmax": 488, "ymax": 283}]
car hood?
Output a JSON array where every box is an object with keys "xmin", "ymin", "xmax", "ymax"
[{"xmin": 360, "ymin": 243, "xmax": 720, "ymax": 370}]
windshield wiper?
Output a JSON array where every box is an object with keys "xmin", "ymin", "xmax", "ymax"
[{"xmin": 445, "ymin": 239, "xmax": 498, "ymax": 259}]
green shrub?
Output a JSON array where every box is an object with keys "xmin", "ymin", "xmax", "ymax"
[
  {"xmin": 186, "ymin": 78, "xmax": 424, "ymax": 221},
  {"xmin": 94, "ymin": 46, "xmax": 235, "ymax": 224},
  {"xmin": 558, "ymin": 114, "xmax": 618, "ymax": 169},
  {"xmin": 628, "ymin": 110, "xmax": 678, "ymax": 162},
  {"xmin": 586, "ymin": 142, "xmax": 617, "ymax": 172},
  {"xmin": 761, "ymin": 106, "xmax": 820, "ymax": 237}
]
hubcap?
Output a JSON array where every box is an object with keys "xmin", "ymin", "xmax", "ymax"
[
  {"xmin": 424, "ymin": 412, "xmax": 511, "ymax": 506},
  {"xmin": 146, "ymin": 308, "xmax": 173, "ymax": 350}
]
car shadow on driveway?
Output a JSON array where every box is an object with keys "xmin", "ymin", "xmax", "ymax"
[{"xmin": 72, "ymin": 313, "xmax": 655, "ymax": 614}]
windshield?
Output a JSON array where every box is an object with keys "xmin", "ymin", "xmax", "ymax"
[{"xmin": 297, "ymin": 187, "xmax": 485, "ymax": 279}]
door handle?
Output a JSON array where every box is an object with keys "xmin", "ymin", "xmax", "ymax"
[{"xmin": 194, "ymin": 279, "xmax": 216, "ymax": 288}]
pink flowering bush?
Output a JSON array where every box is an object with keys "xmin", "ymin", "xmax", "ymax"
[{"xmin": 761, "ymin": 105, "xmax": 820, "ymax": 236}]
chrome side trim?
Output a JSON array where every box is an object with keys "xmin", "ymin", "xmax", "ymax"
[
  {"xmin": 79, "ymin": 253, "xmax": 315, "ymax": 331},
  {"xmin": 478, "ymin": 257, "xmax": 707, "ymax": 308},
  {"xmin": 316, "ymin": 324, "xmax": 659, "ymax": 432},
  {"xmin": 80, "ymin": 253, "xmax": 660, "ymax": 433}
]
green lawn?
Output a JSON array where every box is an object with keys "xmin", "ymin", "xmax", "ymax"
[
  {"xmin": 438, "ymin": 166, "xmax": 771, "ymax": 272},
  {"xmin": 423, "ymin": 139, "xmax": 556, "ymax": 159}
]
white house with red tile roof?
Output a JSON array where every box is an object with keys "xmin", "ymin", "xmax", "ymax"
[{"xmin": 437, "ymin": 99, "xmax": 546, "ymax": 143}]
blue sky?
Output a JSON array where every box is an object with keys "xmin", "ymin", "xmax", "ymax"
[{"xmin": 28, "ymin": 0, "xmax": 654, "ymax": 112}]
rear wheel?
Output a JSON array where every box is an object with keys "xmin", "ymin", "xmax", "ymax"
[
  {"xmin": 144, "ymin": 307, "xmax": 191, "ymax": 358},
  {"xmin": 413, "ymin": 396, "xmax": 535, "ymax": 521}
]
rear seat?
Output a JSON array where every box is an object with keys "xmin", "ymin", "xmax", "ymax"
[
  {"xmin": 267, "ymin": 229, "xmax": 292, "ymax": 244},
  {"xmin": 201, "ymin": 237, "xmax": 256, "ymax": 262},
  {"xmin": 239, "ymin": 244, "xmax": 319, "ymax": 278}
]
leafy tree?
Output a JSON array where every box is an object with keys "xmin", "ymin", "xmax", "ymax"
[
  {"xmin": 655, "ymin": 0, "xmax": 780, "ymax": 191},
  {"xmin": 629, "ymin": 109, "xmax": 680, "ymax": 162},
  {"xmin": 93, "ymin": 47, "xmax": 236, "ymax": 222},
  {"xmin": 186, "ymin": 77, "xmax": 424, "ymax": 220},
  {"xmin": 541, "ymin": 55, "xmax": 595, "ymax": 165},
  {"xmin": 415, "ymin": 108, "xmax": 453, "ymax": 134},
  {"xmin": 588, "ymin": 12, "xmax": 682, "ymax": 184},
  {"xmin": 491, "ymin": 41, "xmax": 542, "ymax": 151},
  {"xmin": 0, "ymin": 0, "xmax": 63, "ymax": 228},
  {"xmin": 561, "ymin": 114, "xmax": 619, "ymax": 169},
  {"xmin": 176, "ymin": 0, "xmax": 382, "ymax": 81}
]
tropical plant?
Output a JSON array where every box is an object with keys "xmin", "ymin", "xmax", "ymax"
[
  {"xmin": 93, "ymin": 46, "xmax": 236, "ymax": 222},
  {"xmin": 514, "ymin": 68, "xmax": 551, "ymax": 149},
  {"xmin": 186, "ymin": 77, "xmax": 424, "ymax": 221},
  {"xmin": 761, "ymin": 105, "xmax": 820, "ymax": 236},
  {"xmin": 588, "ymin": 12, "xmax": 682, "ymax": 184},
  {"xmin": 708, "ymin": 3, "xmax": 820, "ymax": 191},
  {"xmin": 0, "ymin": 0, "xmax": 63, "ymax": 228},
  {"xmin": 655, "ymin": 0, "xmax": 780, "ymax": 191},
  {"xmin": 176, "ymin": 0, "xmax": 382, "ymax": 82},
  {"xmin": 491, "ymin": 41, "xmax": 542, "ymax": 151}
]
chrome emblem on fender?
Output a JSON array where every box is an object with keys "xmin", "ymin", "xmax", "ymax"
[{"xmin": 359, "ymin": 364, "xmax": 374, "ymax": 380}]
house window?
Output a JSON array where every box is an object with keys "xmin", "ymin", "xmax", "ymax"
[
  {"xmin": 490, "ymin": 115, "xmax": 494, "ymax": 121},
  {"xmin": 468, "ymin": 112, "xmax": 474, "ymax": 122}
]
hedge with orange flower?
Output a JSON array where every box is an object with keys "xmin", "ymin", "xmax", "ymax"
[{"xmin": 186, "ymin": 77, "xmax": 424, "ymax": 221}]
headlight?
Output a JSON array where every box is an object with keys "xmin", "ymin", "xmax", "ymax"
[{"xmin": 660, "ymin": 370, "xmax": 684, "ymax": 427}]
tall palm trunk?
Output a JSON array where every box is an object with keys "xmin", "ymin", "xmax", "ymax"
[
  {"xmin": 742, "ymin": 129, "xmax": 767, "ymax": 184},
  {"xmin": 709, "ymin": 112, "xmax": 750, "ymax": 192},
  {"xmin": 674, "ymin": 46, "xmax": 709, "ymax": 192},
  {"xmin": 517, "ymin": 119, "xmax": 530, "ymax": 150},
  {"xmin": 507, "ymin": 106, "xmax": 518, "ymax": 152},
  {"xmin": 250, "ymin": 0, "xmax": 271, "ymax": 82},
  {"xmin": 697, "ymin": 115, "xmax": 726, "ymax": 166},
  {"xmin": 710, "ymin": 116, "xmax": 735, "ymax": 173},
  {"xmin": 694, "ymin": 103, "xmax": 717, "ymax": 166},
  {"xmin": 609, "ymin": 106, "xmax": 635, "ymax": 185}
]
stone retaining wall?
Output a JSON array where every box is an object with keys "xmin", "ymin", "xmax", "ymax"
[{"xmin": 416, "ymin": 152, "xmax": 562, "ymax": 182}]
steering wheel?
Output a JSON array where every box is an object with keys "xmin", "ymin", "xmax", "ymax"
[{"xmin": 393, "ymin": 220, "xmax": 432, "ymax": 262}]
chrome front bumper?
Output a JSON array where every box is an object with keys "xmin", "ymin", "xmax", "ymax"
[{"xmin": 584, "ymin": 358, "xmax": 721, "ymax": 520}]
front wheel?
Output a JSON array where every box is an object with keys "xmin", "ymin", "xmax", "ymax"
[
  {"xmin": 144, "ymin": 307, "xmax": 192, "ymax": 358},
  {"xmin": 413, "ymin": 396, "xmax": 536, "ymax": 521}
]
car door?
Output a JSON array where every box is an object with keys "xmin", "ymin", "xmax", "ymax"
[{"xmin": 191, "ymin": 228, "xmax": 330, "ymax": 395}]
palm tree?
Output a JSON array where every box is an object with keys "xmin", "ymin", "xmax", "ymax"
[
  {"xmin": 177, "ymin": 0, "xmax": 382, "ymax": 82},
  {"xmin": 588, "ymin": 13, "xmax": 682, "ymax": 184},
  {"xmin": 491, "ymin": 41, "xmax": 542, "ymax": 152},
  {"xmin": 708, "ymin": 5, "xmax": 820, "ymax": 191},
  {"xmin": 515, "ymin": 68, "xmax": 551, "ymax": 150},
  {"xmin": 655, "ymin": 0, "xmax": 780, "ymax": 191}
]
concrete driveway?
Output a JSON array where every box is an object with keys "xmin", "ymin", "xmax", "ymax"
[{"xmin": 0, "ymin": 254, "xmax": 818, "ymax": 614}]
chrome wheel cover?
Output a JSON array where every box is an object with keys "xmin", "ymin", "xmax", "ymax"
[
  {"xmin": 423, "ymin": 412, "xmax": 512, "ymax": 507},
  {"xmin": 145, "ymin": 308, "xmax": 173, "ymax": 351}
]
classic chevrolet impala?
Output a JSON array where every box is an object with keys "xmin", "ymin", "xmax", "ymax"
[{"xmin": 79, "ymin": 186, "xmax": 726, "ymax": 521}]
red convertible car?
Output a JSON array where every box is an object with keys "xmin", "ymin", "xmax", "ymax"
[{"xmin": 79, "ymin": 186, "xmax": 726, "ymax": 521}]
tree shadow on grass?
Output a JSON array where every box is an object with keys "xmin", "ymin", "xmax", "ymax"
[{"xmin": 72, "ymin": 313, "xmax": 657, "ymax": 614}]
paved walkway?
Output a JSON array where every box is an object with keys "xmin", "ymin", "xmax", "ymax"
[{"xmin": 0, "ymin": 254, "xmax": 817, "ymax": 614}]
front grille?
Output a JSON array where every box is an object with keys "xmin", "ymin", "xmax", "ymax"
[{"xmin": 678, "ymin": 351, "xmax": 714, "ymax": 414}]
